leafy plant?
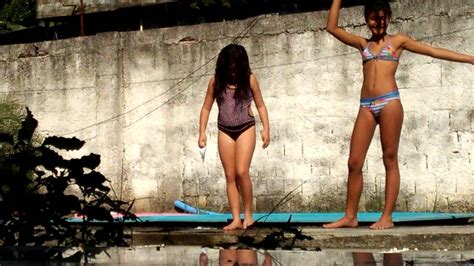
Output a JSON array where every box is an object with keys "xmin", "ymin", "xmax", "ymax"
[
  {"xmin": 0, "ymin": 0, "xmax": 36, "ymax": 27},
  {"xmin": 236, "ymin": 219, "xmax": 315, "ymax": 250},
  {"xmin": 189, "ymin": 0, "xmax": 232, "ymax": 9},
  {"xmin": 0, "ymin": 95, "xmax": 41, "ymax": 159},
  {"xmin": 0, "ymin": 108, "xmax": 137, "ymax": 260}
]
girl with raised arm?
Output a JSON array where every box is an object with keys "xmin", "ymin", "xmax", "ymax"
[
  {"xmin": 198, "ymin": 44, "xmax": 270, "ymax": 230},
  {"xmin": 324, "ymin": 0, "xmax": 473, "ymax": 230}
]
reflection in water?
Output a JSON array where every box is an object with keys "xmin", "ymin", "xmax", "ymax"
[
  {"xmin": 0, "ymin": 245, "xmax": 472, "ymax": 265},
  {"xmin": 200, "ymin": 249, "xmax": 272, "ymax": 266},
  {"xmin": 353, "ymin": 252, "xmax": 403, "ymax": 266}
]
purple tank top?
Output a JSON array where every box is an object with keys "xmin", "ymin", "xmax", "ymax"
[{"xmin": 216, "ymin": 88, "xmax": 255, "ymax": 127}]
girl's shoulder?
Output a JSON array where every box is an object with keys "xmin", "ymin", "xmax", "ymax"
[
  {"xmin": 387, "ymin": 33, "xmax": 413, "ymax": 50},
  {"xmin": 209, "ymin": 75, "xmax": 216, "ymax": 84},
  {"xmin": 249, "ymin": 73, "xmax": 259, "ymax": 88},
  {"xmin": 207, "ymin": 75, "xmax": 216, "ymax": 91},
  {"xmin": 390, "ymin": 33, "xmax": 412, "ymax": 44},
  {"xmin": 250, "ymin": 73, "xmax": 257, "ymax": 81}
]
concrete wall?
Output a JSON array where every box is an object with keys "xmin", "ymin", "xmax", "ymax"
[
  {"xmin": 37, "ymin": 0, "xmax": 177, "ymax": 18},
  {"xmin": 1, "ymin": 0, "xmax": 472, "ymax": 213}
]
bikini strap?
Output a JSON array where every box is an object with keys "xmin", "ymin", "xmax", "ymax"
[
  {"xmin": 365, "ymin": 39, "xmax": 371, "ymax": 49},
  {"xmin": 385, "ymin": 35, "xmax": 392, "ymax": 47}
]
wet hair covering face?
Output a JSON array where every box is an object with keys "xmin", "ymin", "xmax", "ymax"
[{"xmin": 213, "ymin": 44, "xmax": 252, "ymax": 103}]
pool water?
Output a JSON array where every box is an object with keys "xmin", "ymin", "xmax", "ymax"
[
  {"xmin": 1, "ymin": 245, "xmax": 472, "ymax": 265},
  {"xmin": 193, "ymin": 247, "xmax": 472, "ymax": 265}
]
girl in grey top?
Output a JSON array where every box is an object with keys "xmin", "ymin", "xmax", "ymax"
[{"xmin": 198, "ymin": 44, "xmax": 270, "ymax": 230}]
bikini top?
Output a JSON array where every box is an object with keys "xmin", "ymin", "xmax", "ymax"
[{"xmin": 361, "ymin": 36, "xmax": 400, "ymax": 63}]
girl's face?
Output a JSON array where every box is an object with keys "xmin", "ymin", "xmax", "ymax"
[
  {"xmin": 226, "ymin": 63, "xmax": 237, "ymax": 83},
  {"xmin": 366, "ymin": 10, "xmax": 389, "ymax": 37}
]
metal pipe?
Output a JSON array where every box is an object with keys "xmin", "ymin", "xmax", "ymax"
[{"xmin": 80, "ymin": 0, "xmax": 84, "ymax": 36}]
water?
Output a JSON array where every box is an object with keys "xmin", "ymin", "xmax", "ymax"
[
  {"xmin": 181, "ymin": 247, "xmax": 473, "ymax": 265},
  {"xmin": 3, "ymin": 245, "xmax": 472, "ymax": 265}
]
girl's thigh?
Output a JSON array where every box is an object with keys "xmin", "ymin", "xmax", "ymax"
[
  {"xmin": 349, "ymin": 107, "xmax": 378, "ymax": 159},
  {"xmin": 379, "ymin": 100, "xmax": 403, "ymax": 150},
  {"xmin": 235, "ymin": 126, "xmax": 256, "ymax": 171},
  {"xmin": 218, "ymin": 130, "xmax": 237, "ymax": 176}
]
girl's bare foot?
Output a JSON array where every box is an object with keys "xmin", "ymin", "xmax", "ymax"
[
  {"xmin": 323, "ymin": 216, "xmax": 358, "ymax": 229},
  {"xmin": 369, "ymin": 217, "xmax": 394, "ymax": 230},
  {"xmin": 223, "ymin": 220, "xmax": 243, "ymax": 231},
  {"xmin": 243, "ymin": 218, "xmax": 254, "ymax": 229}
]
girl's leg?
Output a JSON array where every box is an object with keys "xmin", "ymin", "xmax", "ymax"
[
  {"xmin": 219, "ymin": 249, "xmax": 237, "ymax": 265},
  {"xmin": 323, "ymin": 107, "xmax": 377, "ymax": 228},
  {"xmin": 370, "ymin": 100, "xmax": 403, "ymax": 230},
  {"xmin": 352, "ymin": 252, "xmax": 376, "ymax": 266},
  {"xmin": 199, "ymin": 252, "xmax": 209, "ymax": 266},
  {"xmin": 383, "ymin": 253, "xmax": 403, "ymax": 265},
  {"xmin": 235, "ymin": 126, "xmax": 256, "ymax": 229},
  {"xmin": 218, "ymin": 130, "xmax": 242, "ymax": 230},
  {"xmin": 236, "ymin": 250, "xmax": 258, "ymax": 265}
]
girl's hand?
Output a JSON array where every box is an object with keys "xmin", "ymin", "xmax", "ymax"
[
  {"xmin": 198, "ymin": 133, "xmax": 207, "ymax": 148},
  {"xmin": 471, "ymin": 55, "xmax": 474, "ymax": 65},
  {"xmin": 261, "ymin": 129, "xmax": 270, "ymax": 149}
]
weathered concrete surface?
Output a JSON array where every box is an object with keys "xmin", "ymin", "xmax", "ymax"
[
  {"xmin": 36, "ymin": 0, "xmax": 177, "ymax": 19},
  {"xmin": 0, "ymin": 0, "xmax": 473, "ymax": 213},
  {"xmin": 130, "ymin": 225, "xmax": 474, "ymax": 251}
]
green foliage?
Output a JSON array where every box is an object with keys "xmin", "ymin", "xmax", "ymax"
[
  {"xmin": 0, "ymin": 0, "xmax": 36, "ymax": 27},
  {"xmin": 190, "ymin": 0, "xmax": 232, "ymax": 9},
  {"xmin": 0, "ymin": 96, "xmax": 29, "ymax": 159},
  {"xmin": 0, "ymin": 95, "xmax": 23, "ymax": 134},
  {"xmin": 0, "ymin": 108, "xmax": 137, "ymax": 256}
]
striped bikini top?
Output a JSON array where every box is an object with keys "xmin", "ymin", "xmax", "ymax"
[{"xmin": 361, "ymin": 36, "xmax": 400, "ymax": 63}]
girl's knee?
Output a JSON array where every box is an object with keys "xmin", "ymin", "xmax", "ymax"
[
  {"xmin": 236, "ymin": 168, "xmax": 250, "ymax": 179},
  {"xmin": 347, "ymin": 157, "xmax": 364, "ymax": 173},
  {"xmin": 382, "ymin": 151, "xmax": 398, "ymax": 168},
  {"xmin": 225, "ymin": 173, "xmax": 237, "ymax": 182}
]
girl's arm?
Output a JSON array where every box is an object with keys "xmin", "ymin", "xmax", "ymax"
[
  {"xmin": 198, "ymin": 77, "xmax": 215, "ymax": 148},
  {"xmin": 327, "ymin": 0, "xmax": 366, "ymax": 50},
  {"xmin": 250, "ymin": 74, "xmax": 270, "ymax": 149},
  {"xmin": 399, "ymin": 34, "xmax": 474, "ymax": 64}
]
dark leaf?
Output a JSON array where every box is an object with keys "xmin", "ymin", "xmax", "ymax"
[
  {"xmin": 76, "ymin": 171, "xmax": 107, "ymax": 189},
  {"xmin": 70, "ymin": 153, "xmax": 101, "ymax": 170},
  {"xmin": 0, "ymin": 133, "xmax": 14, "ymax": 145},
  {"xmin": 51, "ymin": 194, "xmax": 81, "ymax": 215},
  {"xmin": 94, "ymin": 227, "xmax": 113, "ymax": 242},
  {"xmin": 84, "ymin": 206, "xmax": 113, "ymax": 222},
  {"xmin": 37, "ymin": 147, "xmax": 69, "ymax": 172},
  {"xmin": 43, "ymin": 136, "xmax": 85, "ymax": 151},
  {"xmin": 16, "ymin": 108, "xmax": 37, "ymax": 147}
]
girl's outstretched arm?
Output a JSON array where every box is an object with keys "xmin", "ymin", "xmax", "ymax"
[
  {"xmin": 399, "ymin": 34, "xmax": 474, "ymax": 64},
  {"xmin": 250, "ymin": 74, "xmax": 270, "ymax": 149},
  {"xmin": 327, "ymin": 0, "xmax": 366, "ymax": 50},
  {"xmin": 198, "ymin": 77, "xmax": 215, "ymax": 148}
]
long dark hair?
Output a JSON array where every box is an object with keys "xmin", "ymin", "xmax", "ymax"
[
  {"xmin": 364, "ymin": 0, "xmax": 392, "ymax": 21},
  {"xmin": 213, "ymin": 44, "xmax": 252, "ymax": 102}
]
